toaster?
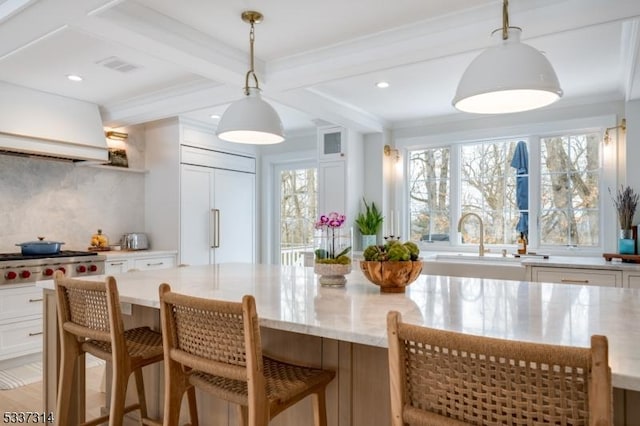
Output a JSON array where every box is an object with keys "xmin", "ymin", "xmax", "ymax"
[{"xmin": 122, "ymin": 233, "xmax": 149, "ymax": 250}]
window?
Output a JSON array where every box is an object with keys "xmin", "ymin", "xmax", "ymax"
[
  {"xmin": 279, "ymin": 166, "xmax": 317, "ymax": 265},
  {"xmin": 407, "ymin": 130, "xmax": 604, "ymax": 251},
  {"xmin": 408, "ymin": 147, "xmax": 450, "ymax": 242},
  {"xmin": 539, "ymin": 133, "xmax": 600, "ymax": 247},
  {"xmin": 460, "ymin": 139, "xmax": 524, "ymax": 245}
]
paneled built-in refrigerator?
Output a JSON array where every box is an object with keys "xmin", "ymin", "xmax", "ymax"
[{"xmin": 180, "ymin": 155, "xmax": 255, "ymax": 266}]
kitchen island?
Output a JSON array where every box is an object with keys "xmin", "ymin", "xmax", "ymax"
[{"xmin": 39, "ymin": 263, "xmax": 640, "ymax": 425}]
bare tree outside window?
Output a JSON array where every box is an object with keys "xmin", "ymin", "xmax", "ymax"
[
  {"xmin": 540, "ymin": 133, "xmax": 600, "ymax": 246},
  {"xmin": 280, "ymin": 167, "xmax": 317, "ymax": 265},
  {"xmin": 460, "ymin": 140, "xmax": 522, "ymax": 245},
  {"xmin": 408, "ymin": 147, "xmax": 450, "ymax": 243}
]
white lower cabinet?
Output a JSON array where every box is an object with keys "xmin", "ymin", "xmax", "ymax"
[
  {"xmin": 530, "ymin": 266, "xmax": 622, "ymax": 287},
  {"xmin": 133, "ymin": 256, "xmax": 175, "ymax": 270},
  {"xmin": 104, "ymin": 258, "xmax": 129, "ymax": 275},
  {"xmin": 104, "ymin": 251, "xmax": 177, "ymax": 274},
  {"xmin": 0, "ymin": 285, "xmax": 43, "ymax": 362},
  {"xmin": 624, "ymin": 272, "xmax": 640, "ymax": 288}
]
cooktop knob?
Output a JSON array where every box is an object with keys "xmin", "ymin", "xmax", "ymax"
[
  {"xmin": 44, "ymin": 268, "xmax": 54, "ymax": 276},
  {"xmin": 89, "ymin": 264, "xmax": 98, "ymax": 272},
  {"xmin": 57, "ymin": 267, "xmax": 66, "ymax": 275},
  {"xmin": 5, "ymin": 271, "xmax": 17, "ymax": 280},
  {"xmin": 77, "ymin": 265, "xmax": 87, "ymax": 273},
  {"xmin": 21, "ymin": 270, "xmax": 31, "ymax": 279}
]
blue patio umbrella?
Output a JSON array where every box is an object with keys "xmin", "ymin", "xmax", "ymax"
[{"xmin": 510, "ymin": 141, "xmax": 529, "ymax": 237}]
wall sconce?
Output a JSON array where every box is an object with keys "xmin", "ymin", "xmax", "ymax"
[
  {"xmin": 604, "ymin": 118, "xmax": 626, "ymax": 145},
  {"xmin": 105, "ymin": 131, "xmax": 128, "ymax": 141},
  {"xmin": 384, "ymin": 144, "xmax": 400, "ymax": 162}
]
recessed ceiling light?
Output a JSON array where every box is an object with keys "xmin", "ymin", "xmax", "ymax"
[
  {"xmin": 376, "ymin": 81, "xmax": 390, "ymax": 89},
  {"xmin": 66, "ymin": 74, "xmax": 83, "ymax": 82},
  {"xmin": 210, "ymin": 114, "xmax": 220, "ymax": 120}
]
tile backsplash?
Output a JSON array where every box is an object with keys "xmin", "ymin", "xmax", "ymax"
[{"xmin": 0, "ymin": 154, "xmax": 145, "ymax": 252}]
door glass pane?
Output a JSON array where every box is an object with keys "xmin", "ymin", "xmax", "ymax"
[{"xmin": 280, "ymin": 167, "xmax": 317, "ymax": 265}]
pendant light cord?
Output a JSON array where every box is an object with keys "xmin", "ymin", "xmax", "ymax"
[
  {"xmin": 244, "ymin": 17, "xmax": 260, "ymax": 95},
  {"xmin": 502, "ymin": 0, "xmax": 509, "ymax": 40}
]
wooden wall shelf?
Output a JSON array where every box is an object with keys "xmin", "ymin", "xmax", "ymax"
[
  {"xmin": 75, "ymin": 163, "xmax": 148, "ymax": 174},
  {"xmin": 603, "ymin": 253, "xmax": 640, "ymax": 263}
]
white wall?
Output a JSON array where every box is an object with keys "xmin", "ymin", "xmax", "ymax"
[{"xmin": 625, "ymin": 100, "xmax": 640, "ymax": 194}]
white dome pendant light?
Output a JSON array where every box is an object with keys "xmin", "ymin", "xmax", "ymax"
[
  {"xmin": 216, "ymin": 11, "xmax": 284, "ymax": 144},
  {"xmin": 452, "ymin": 0, "xmax": 563, "ymax": 114}
]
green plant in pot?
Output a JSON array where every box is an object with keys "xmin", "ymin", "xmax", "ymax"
[{"xmin": 354, "ymin": 198, "xmax": 383, "ymax": 250}]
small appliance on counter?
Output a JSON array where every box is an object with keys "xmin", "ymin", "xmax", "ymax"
[{"xmin": 122, "ymin": 233, "xmax": 149, "ymax": 250}]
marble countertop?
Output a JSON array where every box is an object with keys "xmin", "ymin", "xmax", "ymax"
[
  {"xmin": 521, "ymin": 255, "xmax": 640, "ymax": 270},
  {"xmin": 102, "ymin": 249, "xmax": 177, "ymax": 258},
  {"xmin": 420, "ymin": 251, "xmax": 640, "ymax": 271},
  {"xmin": 38, "ymin": 263, "xmax": 640, "ymax": 391}
]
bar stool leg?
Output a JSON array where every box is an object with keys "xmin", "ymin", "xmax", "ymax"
[
  {"xmin": 55, "ymin": 338, "xmax": 79, "ymax": 426},
  {"xmin": 186, "ymin": 386, "xmax": 199, "ymax": 426}
]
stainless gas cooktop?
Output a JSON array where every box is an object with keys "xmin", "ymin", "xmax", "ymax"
[{"xmin": 0, "ymin": 250, "xmax": 106, "ymax": 285}]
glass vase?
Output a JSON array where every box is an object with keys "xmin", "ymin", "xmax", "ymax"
[
  {"xmin": 619, "ymin": 229, "xmax": 636, "ymax": 255},
  {"xmin": 313, "ymin": 227, "xmax": 353, "ymax": 287}
]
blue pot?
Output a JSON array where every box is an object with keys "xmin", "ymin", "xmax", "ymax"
[{"xmin": 16, "ymin": 238, "xmax": 65, "ymax": 255}]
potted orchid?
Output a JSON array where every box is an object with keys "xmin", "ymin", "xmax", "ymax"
[{"xmin": 314, "ymin": 212, "xmax": 352, "ymax": 287}]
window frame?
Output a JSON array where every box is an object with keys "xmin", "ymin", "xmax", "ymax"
[{"xmin": 398, "ymin": 114, "xmax": 619, "ymax": 256}]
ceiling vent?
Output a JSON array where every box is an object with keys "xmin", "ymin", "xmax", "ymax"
[{"xmin": 96, "ymin": 56, "xmax": 141, "ymax": 73}]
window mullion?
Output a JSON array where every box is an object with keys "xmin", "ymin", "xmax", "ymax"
[
  {"xmin": 450, "ymin": 145, "xmax": 461, "ymax": 246},
  {"xmin": 528, "ymin": 136, "xmax": 541, "ymax": 250}
]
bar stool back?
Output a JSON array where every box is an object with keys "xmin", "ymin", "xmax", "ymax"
[
  {"xmin": 387, "ymin": 310, "xmax": 612, "ymax": 426},
  {"xmin": 159, "ymin": 283, "xmax": 336, "ymax": 426},
  {"xmin": 54, "ymin": 271, "xmax": 197, "ymax": 426}
]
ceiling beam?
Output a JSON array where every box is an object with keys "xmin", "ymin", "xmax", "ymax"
[{"xmin": 620, "ymin": 19, "xmax": 640, "ymax": 101}]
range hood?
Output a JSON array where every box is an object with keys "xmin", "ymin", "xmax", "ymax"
[{"xmin": 0, "ymin": 82, "xmax": 108, "ymax": 162}]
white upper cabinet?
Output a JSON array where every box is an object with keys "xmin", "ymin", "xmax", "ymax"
[{"xmin": 318, "ymin": 126, "xmax": 346, "ymax": 161}]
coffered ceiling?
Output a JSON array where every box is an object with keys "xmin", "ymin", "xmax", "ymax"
[{"xmin": 1, "ymin": 0, "xmax": 639, "ymax": 135}]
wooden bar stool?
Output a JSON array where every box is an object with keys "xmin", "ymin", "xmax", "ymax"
[
  {"xmin": 159, "ymin": 283, "xmax": 336, "ymax": 426},
  {"xmin": 53, "ymin": 271, "xmax": 198, "ymax": 426},
  {"xmin": 386, "ymin": 310, "xmax": 612, "ymax": 426}
]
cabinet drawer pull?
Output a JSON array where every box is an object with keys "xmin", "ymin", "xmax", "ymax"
[
  {"xmin": 110, "ymin": 262, "xmax": 125, "ymax": 266},
  {"xmin": 561, "ymin": 279, "xmax": 589, "ymax": 284},
  {"xmin": 29, "ymin": 331, "xmax": 43, "ymax": 337},
  {"xmin": 28, "ymin": 298, "xmax": 43, "ymax": 303},
  {"xmin": 147, "ymin": 262, "xmax": 164, "ymax": 266}
]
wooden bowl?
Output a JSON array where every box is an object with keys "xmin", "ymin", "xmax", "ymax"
[{"xmin": 359, "ymin": 260, "xmax": 423, "ymax": 293}]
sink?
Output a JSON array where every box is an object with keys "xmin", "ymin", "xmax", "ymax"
[
  {"xmin": 422, "ymin": 252, "xmax": 527, "ymax": 280},
  {"xmin": 434, "ymin": 253, "xmax": 522, "ymax": 263}
]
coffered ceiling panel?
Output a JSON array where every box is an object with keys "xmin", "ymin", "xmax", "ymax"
[
  {"xmin": 0, "ymin": 27, "xmax": 201, "ymax": 104},
  {"xmin": 0, "ymin": 0, "xmax": 639, "ymax": 132}
]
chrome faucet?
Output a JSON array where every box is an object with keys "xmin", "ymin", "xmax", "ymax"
[{"xmin": 457, "ymin": 212, "xmax": 485, "ymax": 256}]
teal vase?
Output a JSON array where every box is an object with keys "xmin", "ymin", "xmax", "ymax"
[{"xmin": 619, "ymin": 229, "xmax": 635, "ymax": 255}]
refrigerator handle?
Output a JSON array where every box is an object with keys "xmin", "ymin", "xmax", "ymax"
[{"xmin": 211, "ymin": 209, "xmax": 220, "ymax": 248}]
